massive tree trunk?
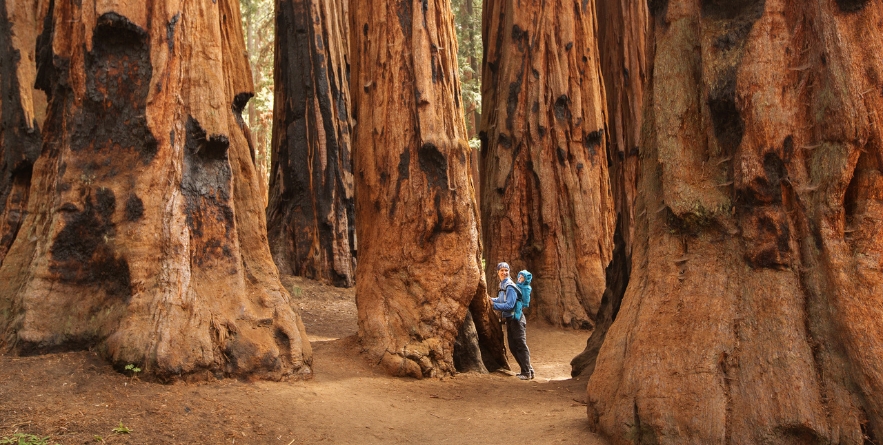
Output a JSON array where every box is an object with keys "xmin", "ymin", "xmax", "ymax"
[
  {"xmin": 479, "ymin": 0, "xmax": 615, "ymax": 328},
  {"xmin": 350, "ymin": 0, "xmax": 508, "ymax": 378},
  {"xmin": 0, "ymin": 0, "xmax": 312, "ymax": 381},
  {"xmin": 0, "ymin": 0, "xmax": 47, "ymax": 265},
  {"xmin": 587, "ymin": 1, "xmax": 883, "ymax": 442},
  {"xmin": 266, "ymin": 0, "xmax": 355, "ymax": 288},
  {"xmin": 570, "ymin": 0, "xmax": 649, "ymax": 377}
]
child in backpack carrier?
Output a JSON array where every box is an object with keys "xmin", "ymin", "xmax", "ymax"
[{"xmin": 512, "ymin": 270, "xmax": 532, "ymax": 322}]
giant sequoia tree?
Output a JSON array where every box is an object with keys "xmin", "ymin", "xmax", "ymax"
[
  {"xmin": 0, "ymin": 0, "xmax": 311, "ymax": 381},
  {"xmin": 587, "ymin": 0, "xmax": 883, "ymax": 442},
  {"xmin": 266, "ymin": 0, "xmax": 355, "ymax": 287},
  {"xmin": 0, "ymin": 0, "xmax": 45, "ymax": 265},
  {"xmin": 480, "ymin": 0, "xmax": 615, "ymax": 328},
  {"xmin": 350, "ymin": 0, "xmax": 507, "ymax": 378},
  {"xmin": 570, "ymin": 0, "xmax": 649, "ymax": 377}
]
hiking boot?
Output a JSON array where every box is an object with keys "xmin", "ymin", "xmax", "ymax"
[{"xmin": 517, "ymin": 373, "xmax": 531, "ymax": 380}]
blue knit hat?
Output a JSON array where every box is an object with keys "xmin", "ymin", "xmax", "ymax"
[{"xmin": 496, "ymin": 262, "xmax": 510, "ymax": 271}]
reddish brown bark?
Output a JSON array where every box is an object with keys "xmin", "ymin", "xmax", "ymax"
[
  {"xmin": 570, "ymin": 0, "xmax": 650, "ymax": 377},
  {"xmin": 266, "ymin": 0, "xmax": 355, "ymax": 287},
  {"xmin": 587, "ymin": 1, "xmax": 883, "ymax": 442},
  {"xmin": 480, "ymin": 0, "xmax": 615, "ymax": 328},
  {"xmin": 0, "ymin": 0, "xmax": 311, "ymax": 381},
  {"xmin": 350, "ymin": 0, "xmax": 507, "ymax": 378}
]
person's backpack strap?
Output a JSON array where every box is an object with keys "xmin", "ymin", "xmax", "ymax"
[{"xmin": 507, "ymin": 283, "xmax": 522, "ymax": 300}]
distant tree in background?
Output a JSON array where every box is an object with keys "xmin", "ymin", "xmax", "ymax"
[
  {"xmin": 451, "ymin": 0, "xmax": 482, "ymax": 143},
  {"xmin": 240, "ymin": 0, "xmax": 275, "ymax": 191},
  {"xmin": 480, "ymin": 0, "xmax": 615, "ymax": 328},
  {"xmin": 266, "ymin": 0, "xmax": 355, "ymax": 287}
]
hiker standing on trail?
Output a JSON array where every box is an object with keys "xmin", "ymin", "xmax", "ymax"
[{"xmin": 490, "ymin": 262, "xmax": 534, "ymax": 380}]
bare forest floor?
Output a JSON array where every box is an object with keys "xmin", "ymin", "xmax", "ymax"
[{"xmin": 0, "ymin": 276, "xmax": 607, "ymax": 444}]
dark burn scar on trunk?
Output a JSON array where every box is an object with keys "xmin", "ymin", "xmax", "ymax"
[
  {"xmin": 389, "ymin": 149, "xmax": 410, "ymax": 217},
  {"xmin": 167, "ymin": 12, "xmax": 180, "ymax": 53},
  {"xmin": 71, "ymin": 12, "xmax": 157, "ymax": 164},
  {"xmin": 703, "ymin": 0, "xmax": 765, "ymax": 51},
  {"xmin": 511, "ymin": 25, "xmax": 528, "ymax": 52},
  {"xmin": 418, "ymin": 143, "xmax": 448, "ymax": 190},
  {"xmin": 0, "ymin": 0, "xmax": 41, "ymax": 241},
  {"xmin": 33, "ymin": 0, "xmax": 56, "ymax": 95},
  {"xmin": 554, "ymin": 95, "xmax": 570, "ymax": 121},
  {"xmin": 506, "ymin": 67, "xmax": 524, "ymax": 131},
  {"xmin": 835, "ymin": 0, "xmax": 868, "ymax": 13},
  {"xmin": 398, "ymin": 149, "xmax": 411, "ymax": 180},
  {"xmin": 708, "ymin": 68, "xmax": 744, "ymax": 157},
  {"xmin": 182, "ymin": 116, "xmax": 235, "ymax": 266},
  {"xmin": 125, "ymin": 194, "xmax": 144, "ymax": 221},
  {"xmin": 49, "ymin": 188, "xmax": 132, "ymax": 299},
  {"xmin": 700, "ymin": 0, "xmax": 765, "ymax": 20},
  {"xmin": 397, "ymin": 0, "xmax": 412, "ymax": 37},
  {"xmin": 232, "ymin": 92, "xmax": 253, "ymax": 116},
  {"xmin": 585, "ymin": 129, "xmax": 603, "ymax": 158}
]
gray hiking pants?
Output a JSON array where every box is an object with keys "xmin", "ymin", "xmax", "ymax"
[{"xmin": 506, "ymin": 315, "xmax": 533, "ymax": 375}]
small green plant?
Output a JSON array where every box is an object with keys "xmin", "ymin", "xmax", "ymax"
[
  {"xmin": 111, "ymin": 421, "xmax": 131, "ymax": 434},
  {"xmin": 93, "ymin": 435, "xmax": 104, "ymax": 442},
  {"xmin": 123, "ymin": 363, "xmax": 141, "ymax": 382},
  {"xmin": 0, "ymin": 433, "xmax": 55, "ymax": 445}
]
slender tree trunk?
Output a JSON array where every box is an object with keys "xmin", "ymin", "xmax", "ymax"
[
  {"xmin": 351, "ymin": 0, "xmax": 508, "ymax": 378},
  {"xmin": 570, "ymin": 0, "xmax": 649, "ymax": 377},
  {"xmin": 267, "ymin": 0, "xmax": 355, "ymax": 287},
  {"xmin": 480, "ymin": 0, "xmax": 615, "ymax": 328},
  {"xmin": 588, "ymin": 1, "xmax": 883, "ymax": 442},
  {"xmin": 0, "ymin": 0, "xmax": 312, "ymax": 381},
  {"xmin": 0, "ymin": 0, "xmax": 46, "ymax": 265}
]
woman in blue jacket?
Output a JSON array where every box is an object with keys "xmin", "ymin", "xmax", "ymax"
[{"xmin": 490, "ymin": 262, "xmax": 534, "ymax": 380}]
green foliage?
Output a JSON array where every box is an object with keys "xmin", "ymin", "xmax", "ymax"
[
  {"xmin": 111, "ymin": 421, "xmax": 132, "ymax": 435},
  {"xmin": 0, "ymin": 433, "xmax": 56, "ymax": 445},
  {"xmin": 124, "ymin": 363, "xmax": 141, "ymax": 374},
  {"xmin": 451, "ymin": 0, "xmax": 483, "ymax": 139}
]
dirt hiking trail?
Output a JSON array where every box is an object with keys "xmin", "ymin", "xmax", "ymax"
[{"xmin": 0, "ymin": 276, "xmax": 608, "ymax": 444}]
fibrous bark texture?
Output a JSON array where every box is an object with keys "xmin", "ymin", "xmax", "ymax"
[
  {"xmin": 588, "ymin": 1, "xmax": 883, "ymax": 443},
  {"xmin": 351, "ymin": 0, "xmax": 507, "ymax": 378},
  {"xmin": 0, "ymin": 0, "xmax": 312, "ymax": 381},
  {"xmin": 570, "ymin": 0, "xmax": 649, "ymax": 377},
  {"xmin": 480, "ymin": 0, "xmax": 615, "ymax": 328},
  {"xmin": 267, "ymin": 0, "xmax": 355, "ymax": 288},
  {"xmin": 0, "ymin": 0, "xmax": 47, "ymax": 265}
]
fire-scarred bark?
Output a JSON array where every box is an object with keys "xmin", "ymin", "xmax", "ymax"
[
  {"xmin": 350, "ymin": 0, "xmax": 507, "ymax": 378},
  {"xmin": 0, "ymin": 0, "xmax": 311, "ymax": 381},
  {"xmin": 480, "ymin": 0, "xmax": 615, "ymax": 328},
  {"xmin": 0, "ymin": 0, "xmax": 47, "ymax": 265},
  {"xmin": 587, "ymin": 1, "xmax": 883, "ymax": 442},
  {"xmin": 266, "ymin": 0, "xmax": 355, "ymax": 288}
]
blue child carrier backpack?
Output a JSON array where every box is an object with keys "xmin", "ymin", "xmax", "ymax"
[{"xmin": 512, "ymin": 270, "xmax": 533, "ymax": 320}]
